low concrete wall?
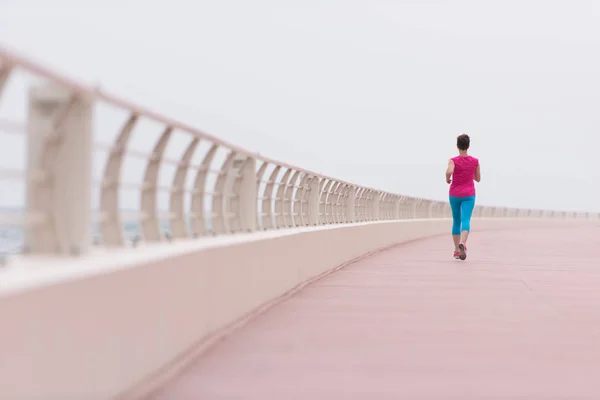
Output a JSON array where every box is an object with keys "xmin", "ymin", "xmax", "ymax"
[{"xmin": 0, "ymin": 218, "xmax": 589, "ymax": 399}]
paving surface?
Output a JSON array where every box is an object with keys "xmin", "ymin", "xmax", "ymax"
[{"xmin": 149, "ymin": 224, "xmax": 600, "ymax": 399}]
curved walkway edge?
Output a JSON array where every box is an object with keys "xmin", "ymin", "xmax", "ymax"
[{"xmin": 120, "ymin": 238, "xmax": 420, "ymax": 400}]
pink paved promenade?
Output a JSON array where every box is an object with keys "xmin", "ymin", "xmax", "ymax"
[{"xmin": 149, "ymin": 224, "xmax": 600, "ymax": 399}]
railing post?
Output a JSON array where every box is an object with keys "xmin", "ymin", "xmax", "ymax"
[
  {"xmin": 362, "ymin": 190, "xmax": 368, "ymax": 221},
  {"xmin": 411, "ymin": 199, "xmax": 418, "ymax": 219},
  {"xmin": 346, "ymin": 186, "xmax": 356, "ymax": 222},
  {"xmin": 308, "ymin": 177, "xmax": 320, "ymax": 225},
  {"xmin": 26, "ymin": 85, "xmax": 93, "ymax": 255},
  {"xmin": 373, "ymin": 192, "xmax": 380, "ymax": 220},
  {"xmin": 212, "ymin": 152, "xmax": 236, "ymax": 234},
  {"xmin": 141, "ymin": 127, "xmax": 172, "ymax": 242},
  {"xmin": 240, "ymin": 157, "xmax": 258, "ymax": 231},
  {"xmin": 230, "ymin": 156, "xmax": 257, "ymax": 232},
  {"xmin": 353, "ymin": 188, "xmax": 362, "ymax": 222}
]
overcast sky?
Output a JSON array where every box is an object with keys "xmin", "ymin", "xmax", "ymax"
[{"xmin": 1, "ymin": 0, "xmax": 600, "ymax": 212}]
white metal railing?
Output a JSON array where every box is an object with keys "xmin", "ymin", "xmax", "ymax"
[{"xmin": 0, "ymin": 46, "xmax": 597, "ymax": 257}]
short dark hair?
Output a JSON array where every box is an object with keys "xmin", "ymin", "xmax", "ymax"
[{"xmin": 457, "ymin": 134, "xmax": 470, "ymax": 150}]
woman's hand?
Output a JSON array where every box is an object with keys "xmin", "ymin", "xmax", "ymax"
[{"xmin": 446, "ymin": 177, "xmax": 452, "ymax": 184}]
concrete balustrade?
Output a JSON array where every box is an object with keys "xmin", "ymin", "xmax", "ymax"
[
  {"xmin": 2, "ymin": 47, "xmax": 600, "ymax": 399},
  {"xmin": 4, "ymin": 217, "xmax": 598, "ymax": 400}
]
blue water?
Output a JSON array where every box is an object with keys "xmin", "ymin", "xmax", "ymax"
[
  {"xmin": 0, "ymin": 225, "xmax": 23, "ymax": 254},
  {"xmin": 0, "ymin": 211, "xmax": 194, "ymax": 254},
  {"xmin": 0, "ymin": 222, "xmax": 146, "ymax": 254}
]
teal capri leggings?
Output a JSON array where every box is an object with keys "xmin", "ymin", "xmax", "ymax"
[{"xmin": 449, "ymin": 195, "xmax": 476, "ymax": 235}]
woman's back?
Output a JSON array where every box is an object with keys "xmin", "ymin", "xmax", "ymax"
[
  {"xmin": 446, "ymin": 133, "xmax": 480, "ymax": 260},
  {"xmin": 449, "ymin": 155, "xmax": 478, "ymax": 197}
]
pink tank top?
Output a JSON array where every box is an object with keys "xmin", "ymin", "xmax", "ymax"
[{"xmin": 449, "ymin": 155, "xmax": 479, "ymax": 197}]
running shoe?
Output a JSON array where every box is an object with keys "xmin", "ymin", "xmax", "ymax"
[
  {"xmin": 458, "ymin": 243, "xmax": 467, "ymax": 260},
  {"xmin": 453, "ymin": 250, "xmax": 460, "ymax": 259}
]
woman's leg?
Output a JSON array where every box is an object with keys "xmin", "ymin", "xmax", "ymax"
[
  {"xmin": 459, "ymin": 196, "xmax": 476, "ymax": 245},
  {"xmin": 449, "ymin": 196, "xmax": 462, "ymax": 252}
]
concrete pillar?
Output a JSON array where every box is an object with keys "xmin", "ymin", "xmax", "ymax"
[{"xmin": 26, "ymin": 86, "xmax": 93, "ymax": 255}]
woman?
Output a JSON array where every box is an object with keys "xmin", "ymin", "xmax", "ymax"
[{"xmin": 445, "ymin": 134, "xmax": 480, "ymax": 260}]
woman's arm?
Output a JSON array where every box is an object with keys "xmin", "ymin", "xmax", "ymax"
[
  {"xmin": 474, "ymin": 165, "xmax": 481, "ymax": 182},
  {"xmin": 445, "ymin": 159, "xmax": 454, "ymax": 184}
]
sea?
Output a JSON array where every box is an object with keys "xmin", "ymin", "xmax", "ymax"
[{"xmin": 0, "ymin": 208, "xmax": 180, "ymax": 255}]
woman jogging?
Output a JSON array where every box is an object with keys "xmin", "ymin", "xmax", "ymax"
[{"xmin": 446, "ymin": 134, "xmax": 480, "ymax": 260}]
